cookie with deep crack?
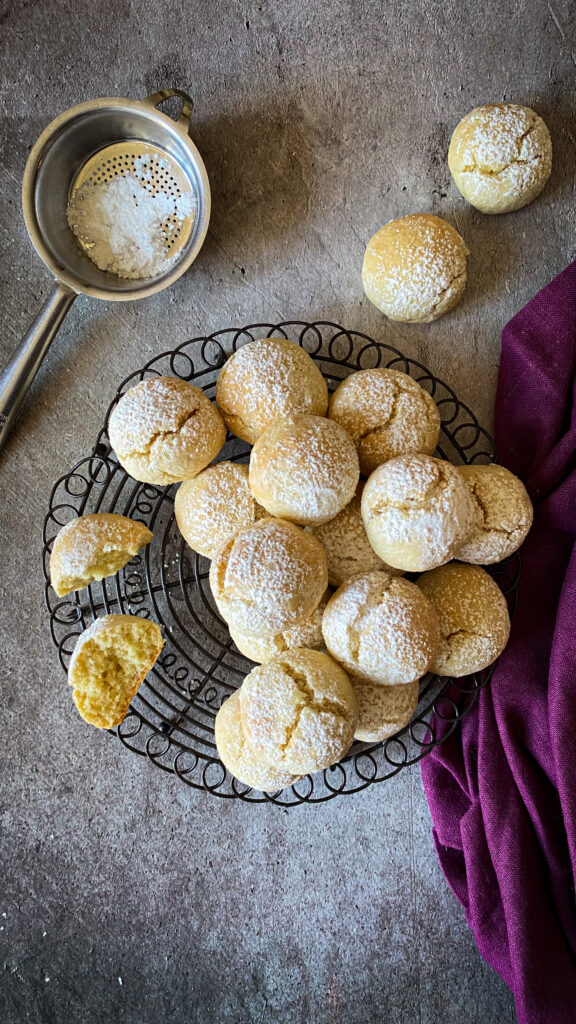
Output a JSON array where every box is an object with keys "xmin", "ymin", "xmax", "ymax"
[
  {"xmin": 108, "ymin": 376, "xmax": 226, "ymax": 485},
  {"xmin": 328, "ymin": 368, "xmax": 441, "ymax": 475},
  {"xmin": 448, "ymin": 103, "xmax": 552, "ymax": 214},
  {"xmin": 215, "ymin": 690, "xmax": 300, "ymax": 792},
  {"xmin": 455, "ymin": 464, "xmax": 533, "ymax": 564},
  {"xmin": 361, "ymin": 214, "xmax": 469, "ymax": 323},
  {"xmin": 417, "ymin": 563, "xmax": 510, "ymax": 677},
  {"xmin": 321, "ymin": 571, "xmax": 439, "ymax": 686},
  {"xmin": 361, "ymin": 454, "xmax": 475, "ymax": 572},
  {"xmin": 209, "ymin": 518, "xmax": 328, "ymax": 637},
  {"xmin": 239, "ymin": 648, "xmax": 357, "ymax": 775}
]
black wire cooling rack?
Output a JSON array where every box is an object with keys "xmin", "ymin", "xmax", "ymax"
[{"xmin": 42, "ymin": 321, "xmax": 521, "ymax": 805}]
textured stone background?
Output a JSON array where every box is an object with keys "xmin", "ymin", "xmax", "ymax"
[{"xmin": 1, "ymin": 1, "xmax": 575, "ymax": 1021}]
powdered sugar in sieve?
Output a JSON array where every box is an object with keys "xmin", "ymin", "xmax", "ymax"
[{"xmin": 66, "ymin": 142, "xmax": 197, "ymax": 280}]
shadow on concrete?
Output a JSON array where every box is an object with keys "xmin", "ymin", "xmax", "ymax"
[{"xmin": 191, "ymin": 97, "xmax": 316, "ymax": 268}]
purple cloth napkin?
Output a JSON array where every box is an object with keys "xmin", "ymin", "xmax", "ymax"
[{"xmin": 421, "ymin": 260, "xmax": 576, "ymax": 1024}]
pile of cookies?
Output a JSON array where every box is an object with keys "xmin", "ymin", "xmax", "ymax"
[
  {"xmin": 48, "ymin": 100, "xmax": 545, "ymax": 790},
  {"xmin": 50, "ymin": 331, "xmax": 532, "ymax": 792}
]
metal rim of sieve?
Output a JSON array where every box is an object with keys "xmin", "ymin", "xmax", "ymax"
[
  {"xmin": 22, "ymin": 92, "xmax": 211, "ymax": 301},
  {"xmin": 0, "ymin": 90, "xmax": 210, "ymax": 456}
]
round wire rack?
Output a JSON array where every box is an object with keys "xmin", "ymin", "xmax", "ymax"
[{"xmin": 42, "ymin": 321, "xmax": 521, "ymax": 805}]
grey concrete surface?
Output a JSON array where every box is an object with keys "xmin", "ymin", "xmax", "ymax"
[{"xmin": 1, "ymin": 0, "xmax": 575, "ymax": 1021}]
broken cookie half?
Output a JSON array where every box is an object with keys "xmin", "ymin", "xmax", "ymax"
[
  {"xmin": 68, "ymin": 614, "xmax": 164, "ymax": 729},
  {"xmin": 50, "ymin": 513, "xmax": 152, "ymax": 597}
]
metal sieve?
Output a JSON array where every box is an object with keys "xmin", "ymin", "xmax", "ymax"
[{"xmin": 0, "ymin": 88, "xmax": 210, "ymax": 452}]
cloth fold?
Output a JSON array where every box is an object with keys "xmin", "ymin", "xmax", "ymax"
[{"xmin": 421, "ymin": 261, "xmax": 576, "ymax": 1024}]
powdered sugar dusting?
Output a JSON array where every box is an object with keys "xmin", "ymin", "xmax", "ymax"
[
  {"xmin": 249, "ymin": 414, "xmax": 360, "ymax": 525},
  {"xmin": 311, "ymin": 483, "xmax": 401, "ymax": 586},
  {"xmin": 214, "ymin": 690, "xmax": 298, "ymax": 792},
  {"xmin": 175, "ymin": 462, "xmax": 266, "ymax": 560},
  {"xmin": 454, "ymin": 104, "xmax": 549, "ymax": 173},
  {"xmin": 322, "ymin": 571, "xmax": 439, "ymax": 686},
  {"xmin": 108, "ymin": 376, "xmax": 225, "ymax": 485},
  {"xmin": 229, "ymin": 591, "xmax": 328, "ymax": 663},
  {"xmin": 209, "ymin": 518, "xmax": 328, "ymax": 635},
  {"xmin": 362, "ymin": 214, "xmax": 468, "ymax": 323},
  {"xmin": 361, "ymin": 454, "xmax": 475, "ymax": 571},
  {"xmin": 110, "ymin": 377, "xmax": 218, "ymax": 455},
  {"xmin": 50, "ymin": 513, "xmax": 152, "ymax": 595},
  {"xmin": 329, "ymin": 368, "xmax": 441, "ymax": 474},
  {"xmin": 67, "ymin": 172, "xmax": 196, "ymax": 279},
  {"xmin": 216, "ymin": 338, "xmax": 328, "ymax": 444},
  {"xmin": 239, "ymin": 649, "xmax": 357, "ymax": 774},
  {"xmin": 353, "ymin": 678, "xmax": 419, "ymax": 743},
  {"xmin": 455, "ymin": 464, "xmax": 533, "ymax": 564},
  {"xmin": 449, "ymin": 104, "xmax": 552, "ymax": 212},
  {"xmin": 417, "ymin": 563, "xmax": 510, "ymax": 676}
]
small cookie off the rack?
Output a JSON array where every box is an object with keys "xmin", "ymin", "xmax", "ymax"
[
  {"xmin": 362, "ymin": 214, "xmax": 469, "ymax": 323},
  {"xmin": 448, "ymin": 103, "xmax": 552, "ymax": 214}
]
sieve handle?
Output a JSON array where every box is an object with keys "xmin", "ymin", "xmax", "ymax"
[
  {"xmin": 144, "ymin": 88, "xmax": 194, "ymax": 132},
  {"xmin": 0, "ymin": 282, "xmax": 76, "ymax": 454}
]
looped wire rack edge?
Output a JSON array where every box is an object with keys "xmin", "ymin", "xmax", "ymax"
[{"xmin": 42, "ymin": 321, "xmax": 521, "ymax": 806}]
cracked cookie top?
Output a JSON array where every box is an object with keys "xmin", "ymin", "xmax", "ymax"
[
  {"xmin": 361, "ymin": 214, "xmax": 469, "ymax": 324},
  {"xmin": 455, "ymin": 464, "xmax": 533, "ymax": 564},
  {"xmin": 328, "ymin": 367, "xmax": 441, "ymax": 475},
  {"xmin": 321, "ymin": 570, "xmax": 439, "ymax": 687},
  {"xmin": 417, "ymin": 563, "xmax": 510, "ymax": 677},
  {"xmin": 209, "ymin": 517, "xmax": 328, "ymax": 637},
  {"xmin": 361, "ymin": 454, "xmax": 475, "ymax": 572},
  {"xmin": 448, "ymin": 103, "xmax": 552, "ymax": 214},
  {"xmin": 215, "ymin": 336, "xmax": 328, "ymax": 445},
  {"xmin": 239, "ymin": 648, "xmax": 357, "ymax": 775},
  {"xmin": 108, "ymin": 375, "xmax": 226, "ymax": 485}
]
